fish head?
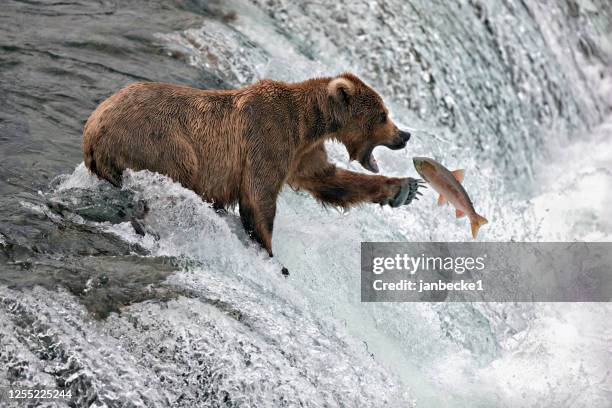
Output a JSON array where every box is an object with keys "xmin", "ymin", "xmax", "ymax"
[
  {"xmin": 413, "ymin": 157, "xmax": 437, "ymax": 180},
  {"xmin": 328, "ymin": 73, "xmax": 411, "ymax": 174}
]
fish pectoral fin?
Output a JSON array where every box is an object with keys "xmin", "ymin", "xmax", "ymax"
[
  {"xmin": 437, "ymin": 195, "xmax": 447, "ymax": 206},
  {"xmin": 455, "ymin": 208, "xmax": 466, "ymax": 218},
  {"xmin": 452, "ymin": 169, "xmax": 465, "ymax": 183}
]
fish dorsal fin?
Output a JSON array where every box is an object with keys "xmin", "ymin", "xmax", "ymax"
[
  {"xmin": 456, "ymin": 208, "xmax": 466, "ymax": 218},
  {"xmin": 452, "ymin": 169, "xmax": 465, "ymax": 183},
  {"xmin": 437, "ymin": 195, "xmax": 447, "ymax": 206}
]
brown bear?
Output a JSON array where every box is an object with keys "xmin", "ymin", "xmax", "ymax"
[{"xmin": 82, "ymin": 73, "xmax": 422, "ymax": 256}]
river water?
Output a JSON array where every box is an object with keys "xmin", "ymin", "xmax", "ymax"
[{"xmin": 1, "ymin": 0, "xmax": 611, "ymax": 407}]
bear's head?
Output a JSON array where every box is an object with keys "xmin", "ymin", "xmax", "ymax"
[{"xmin": 326, "ymin": 73, "xmax": 411, "ymax": 173}]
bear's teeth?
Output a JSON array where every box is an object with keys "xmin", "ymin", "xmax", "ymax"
[{"xmin": 368, "ymin": 154, "xmax": 379, "ymax": 173}]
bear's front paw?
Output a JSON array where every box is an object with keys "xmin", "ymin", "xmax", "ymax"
[{"xmin": 389, "ymin": 177, "xmax": 426, "ymax": 207}]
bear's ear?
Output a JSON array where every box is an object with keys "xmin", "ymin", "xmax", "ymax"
[{"xmin": 327, "ymin": 77, "xmax": 354, "ymax": 105}]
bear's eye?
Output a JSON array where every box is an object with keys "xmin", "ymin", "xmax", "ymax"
[{"xmin": 378, "ymin": 112, "xmax": 387, "ymax": 124}]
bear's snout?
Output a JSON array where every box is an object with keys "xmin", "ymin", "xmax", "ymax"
[{"xmin": 386, "ymin": 129, "xmax": 411, "ymax": 150}]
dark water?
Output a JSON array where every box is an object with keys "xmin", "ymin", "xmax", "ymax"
[{"xmin": 0, "ymin": 0, "xmax": 229, "ymax": 196}]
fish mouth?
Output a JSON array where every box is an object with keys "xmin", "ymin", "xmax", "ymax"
[
  {"xmin": 360, "ymin": 147, "xmax": 379, "ymax": 173},
  {"xmin": 412, "ymin": 157, "xmax": 427, "ymax": 179},
  {"xmin": 413, "ymin": 157, "xmax": 423, "ymax": 171}
]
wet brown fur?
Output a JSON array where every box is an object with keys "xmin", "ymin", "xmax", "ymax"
[{"xmin": 83, "ymin": 73, "xmax": 411, "ymax": 256}]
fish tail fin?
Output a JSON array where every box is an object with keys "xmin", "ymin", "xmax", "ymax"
[{"xmin": 471, "ymin": 214, "xmax": 488, "ymax": 239}]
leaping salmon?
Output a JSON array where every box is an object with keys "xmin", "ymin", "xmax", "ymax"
[{"xmin": 413, "ymin": 157, "xmax": 488, "ymax": 239}]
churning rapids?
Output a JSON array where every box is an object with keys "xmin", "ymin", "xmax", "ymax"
[{"xmin": 1, "ymin": 1, "xmax": 611, "ymax": 407}]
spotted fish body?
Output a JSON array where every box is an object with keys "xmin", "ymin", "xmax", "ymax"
[{"xmin": 413, "ymin": 157, "xmax": 488, "ymax": 239}]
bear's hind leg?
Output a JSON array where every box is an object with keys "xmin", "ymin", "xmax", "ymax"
[{"xmin": 88, "ymin": 148, "xmax": 124, "ymax": 187}]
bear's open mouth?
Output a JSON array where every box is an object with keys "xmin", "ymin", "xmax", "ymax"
[{"xmin": 360, "ymin": 147, "xmax": 379, "ymax": 173}]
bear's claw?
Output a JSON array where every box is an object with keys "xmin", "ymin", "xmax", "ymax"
[{"xmin": 390, "ymin": 177, "xmax": 426, "ymax": 207}]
